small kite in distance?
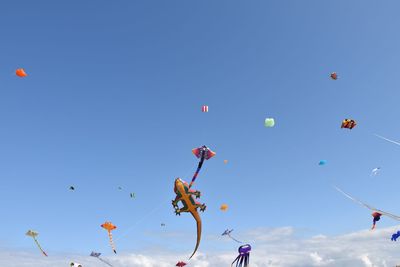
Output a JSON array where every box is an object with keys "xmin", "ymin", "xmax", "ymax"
[
  {"xmin": 176, "ymin": 261, "xmax": 187, "ymax": 267},
  {"xmin": 16, "ymin": 68, "xmax": 28, "ymax": 77},
  {"xmin": 222, "ymin": 229, "xmax": 243, "ymax": 243},
  {"xmin": 69, "ymin": 186, "xmax": 75, "ymax": 190},
  {"xmin": 371, "ymin": 167, "xmax": 381, "ymax": 176},
  {"xmin": 341, "ymin": 119, "xmax": 356, "ymax": 129},
  {"xmin": 330, "ymin": 72, "xmax": 338, "ymax": 80},
  {"xmin": 391, "ymin": 231, "xmax": 400, "ymax": 241}
]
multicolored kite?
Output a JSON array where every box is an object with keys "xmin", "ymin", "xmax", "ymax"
[
  {"xmin": 101, "ymin": 222, "xmax": 117, "ymax": 254},
  {"xmin": 341, "ymin": 119, "xmax": 356, "ymax": 129},
  {"xmin": 26, "ymin": 230, "xmax": 48, "ymax": 256}
]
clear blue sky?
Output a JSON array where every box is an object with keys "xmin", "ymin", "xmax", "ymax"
[{"xmin": 1, "ymin": 0, "xmax": 400, "ymax": 257}]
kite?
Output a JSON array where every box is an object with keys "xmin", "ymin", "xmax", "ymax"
[
  {"xmin": 26, "ymin": 230, "xmax": 47, "ymax": 256},
  {"xmin": 330, "ymin": 72, "xmax": 338, "ymax": 80},
  {"xmin": 189, "ymin": 145, "xmax": 215, "ymax": 188},
  {"xmin": 69, "ymin": 186, "xmax": 75, "ymax": 190},
  {"xmin": 374, "ymin": 134, "xmax": 400, "ymax": 146},
  {"xmin": 334, "ymin": 186, "xmax": 400, "ymax": 230},
  {"xmin": 101, "ymin": 222, "xmax": 117, "ymax": 254},
  {"xmin": 130, "ymin": 193, "xmax": 135, "ymax": 198},
  {"xmin": 90, "ymin": 251, "xmax": 113, "ymax": 267},
  {"xmin": 222, "ymin": 229, "xmax": 242, "ymax": 243},
  {"xmin": 371, "ymin": 167, "xmax": 381, "ymax": 176},
  {"xmin": 341, "ymin": 119, "xmax": 356, "ymax": 129},
  {"xmin": 318, "ymin": 160, "xmax": 327, "ymax": 166},
  {"xmin": 176, "ymin": 261, "xmax": 187, "ymax": 267},
  {"xmin": 231, "ymin": 244, "xmax": 251, "ymax": 267},
  {"xmin": 118, "ymin": 187, "xmax": 122, "ymax": 190},
  {"xmin": 224, "ymin": 160, "xmax": 228, "ymax": 164},
  {"xmin": 172, "ymin": 145, "xmax": 215, "ymax": 259},
  {"xmin": 391, "ymin": 231, "xmax": 400, "ymax": 241},
  {"xmin": 161, "ymin": 223, "xmax": 166, "ymax": 227},
  {"xmin": 220, "ymin": 204, "xmax": 228, "ymax": 211},
  {"xmin": 16, "ymin": 68, "xmax": 28, "ymax": 77},
  {"xmin": 201, "ymin": 105, "xmax": 209, "ymax": 112},
  {"xmin": 70, "ymin": 263, "xmax": 82, "ymax": 267},
  {"xmin": 264, "ymin": 118, "xmax": 275, "ymax": 127}
]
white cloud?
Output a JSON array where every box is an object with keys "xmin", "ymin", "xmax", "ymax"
[{"xmin": 2, "ymin": 226, "xmax": 400, "ymax": 267}]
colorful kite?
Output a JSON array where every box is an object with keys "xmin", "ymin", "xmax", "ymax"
[
  {"xmin": 201, "ymin": 105, "xmax": 208, "ymax": 112},
  {"xmin": 391, "ymin": 231, "xmax": 400, "ymax": 241},
  {"xmin": 264, "ymin": 118, "xmax": 275, "ymax": 127},
  {"xmin": 330, "ymin": 72, "xmax": 338, "ymax": 80},
  {"xmin": 16, "ymin": 68, "xmax": 28, "ymax": 77},
  {"xmin": 172, "ymin": 145, "xmax": 215, "ymax": 259},
  {"xmin": 220, "ymin": 204, "xmax": 228, "ymax": 211},
  {"xmin": 334, "ymin": 186, "xmax": 400, "ymax": 230},
  {"xmin": 70, "ymin": 263, "xmax": 82, "ymax": 267},
  {"xmin": 176, "ymin": 261, "xmax": 187, "ymax": 267},
  {"xmin": 90, "ymin": 251, "xmax": 113, "ymax": 267},
  {"xmin": 341, "ymin": 119, "xmax": 356, "ymax": 129},
  {"xmin": 101, "ymin": 222, "xmax": 117, "ymax": 254},
  {"xmin": 232, "ymin": 244, "xmax": 251, "ymax": 267},
  {"xmin": 26, "ymin": 230, "xmax": 48, "ymax": 256},
  {"xmin": 222, "ymin": 229, "xmax": 242, "ymax": 243}
]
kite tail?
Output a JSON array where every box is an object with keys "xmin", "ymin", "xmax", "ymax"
[
  {"xmin": 99, "ymin": 257, "xmax": 114, "ymax": 267},
  {"xmin": 189, "ymin": 157, "xmax": 204, "ymax": 188},
  {"xmin": 228, "ymin": 234, "xmax": 243, "ymax": 244},
  {"xmin": 108, "ymin": 231, "xmax": 117, "ymax": 254},
  {"xmin": 33, "ymin": 237, "xmax": 48, "ymax": 256}
]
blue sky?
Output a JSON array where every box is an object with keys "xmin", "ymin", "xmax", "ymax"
[{"xmin": 1, "ymin": 0, "xmax": 400, "ymax": 264}]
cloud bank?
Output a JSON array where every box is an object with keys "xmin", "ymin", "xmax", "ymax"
[{"xmin": 2, "ymin": 226, "xmax": 400, "ymax": 267}]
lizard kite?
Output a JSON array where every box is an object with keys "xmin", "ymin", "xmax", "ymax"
[{"xmin": 172, "ymin": 145, "xmax": 215, "ymax": 259}]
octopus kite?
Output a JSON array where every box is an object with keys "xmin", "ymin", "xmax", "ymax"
[
  {"xmin": 26, "ymin": 230, "xmax": 48, "ymax": 256},
  {"xmin": 101, "ymin": 222, "xmax": 117, "ymax": 254},
  {"xmin": 335, "ymin": 186, "xmax": 400, "ymax": 230},
  {"xmin": 172, "ymin": 145, "xmax": 215, "ymax": 259},
  {"xmin": 232, "ymin": 244, "xmax": 251, "ymax": 267}
]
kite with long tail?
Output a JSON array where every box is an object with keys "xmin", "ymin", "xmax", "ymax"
[
  {"xmin": 101, "ymin": 222, "xmax": 117, "ymax": 254},
  {"xmin": 189, "ymin": 145, "xmax": 216, "ymax": 188},
  {"xmin": 90, "ymin": 251, "xmax": 113, "ymax": 267},
  {"xmin": 222, "ymin": 229, "xmax": 243, "ymax": 243},
  {"xmin": 172, "ymin": 145, "xmax": 215, "ymax": 259},
  {"xmin": 334, "ymin": 186, "xmax": 400, "ymax": 230},
  {"xmin": 26, "ymin": 230, "xmax": 48, "ymax": 256}
]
